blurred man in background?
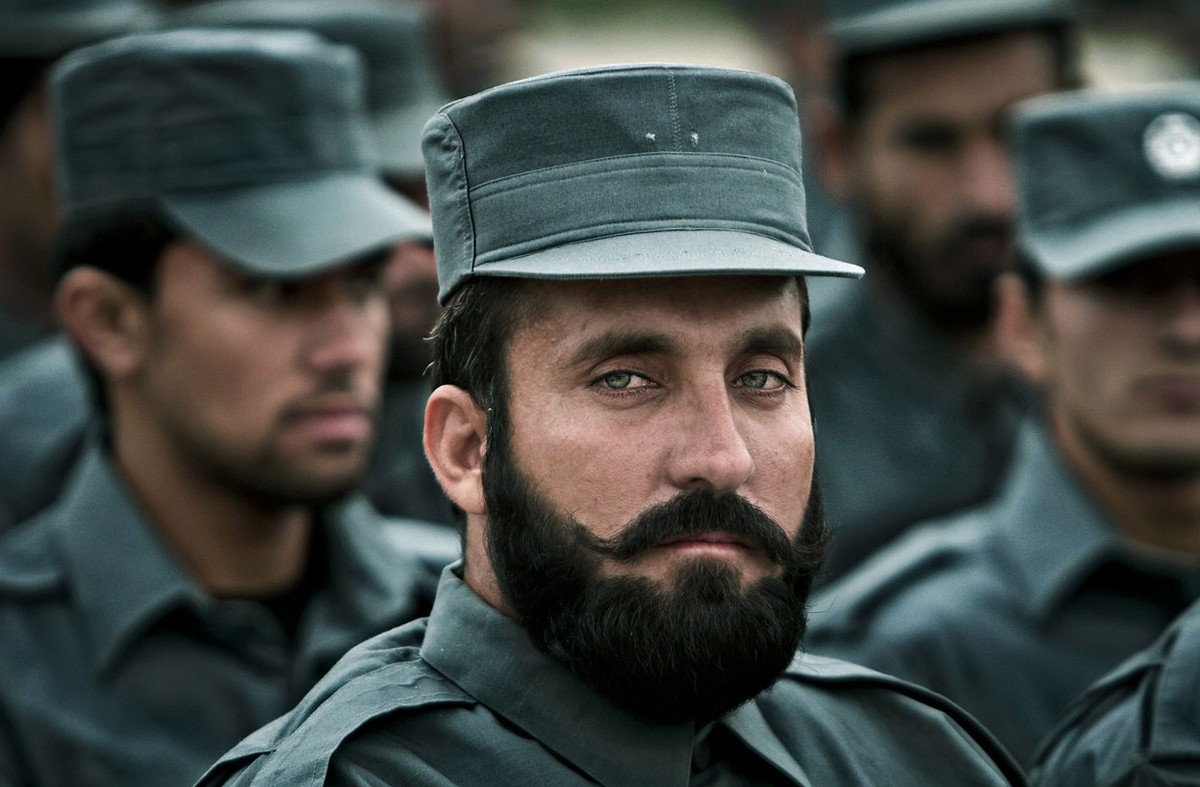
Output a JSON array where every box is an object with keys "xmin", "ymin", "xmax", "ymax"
[
  {"xmin": 0, "ymin": 29, "xmax": 456, "ymax": 786},
  {"xmin": 0, "ymin": 0, "xmax": 157, "ymax": 532},
  {"xmin": 0, "ymin": 0, "xmax": 156, "ymax": 360},
  {"xmin": 0, "ymin": 0, "xmax": 464, "ymax": 533},
  {"xmin": 166, "ymin": 0, "xmax": 458, "ymax": 525},
  {"xmin": 808, "ymin": 82, "xmax": 1200, "ymax": 765},
  {"xmin": 803, "ymin": 0, "xmax": 1082, "ymax": 582}
]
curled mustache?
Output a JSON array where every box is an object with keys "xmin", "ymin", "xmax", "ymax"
[{"xmin": 578, "ymin": 490, "xmax": 793, "ymax": 566}]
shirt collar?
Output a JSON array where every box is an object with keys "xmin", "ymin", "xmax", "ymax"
[
  {"xmin": 994, "ymin": 419, "xmax": 1128, "ymax": 620},
  {"xmin": 420, "ymin": 568, "xmax": 809, "ymax": 787},
  {"xmin": 297, "ymin": 495, "xmax": 449, "ymax": 663},
  {"xmin": 56, "ymin": 443, "xmax": 204, "ymax": 677},
  {"xmin": 57, "ymin": 444, "xmax": 445, "ymax": 678}
]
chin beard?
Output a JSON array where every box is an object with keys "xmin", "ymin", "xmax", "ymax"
[
  {"xmin": 482, "ymin": 423, "xmax": 829, "ymax": 724},
  {"xmin": 866, "ymin": 215, "xmax": 1013, "ymax": 335}
]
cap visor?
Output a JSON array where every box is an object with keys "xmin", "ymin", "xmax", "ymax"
[
  {"xmin": 461, "ymin": 229, "xmax": 863, "ymax": 296},
  {"xmin": 162, "ymin": 173, "xmax": 432, "ymax": 278},
  {"xmin": 1024, "ymin": 199, "xmax": 1200, "ymax": 279}
]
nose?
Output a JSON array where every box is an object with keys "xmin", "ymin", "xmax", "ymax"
[
  {"xmin": 961, "ymin": 136, "xmax": 1014, "ymax": 218},
  {"xmin": 304, "ymin": 279, "xmax": 387, "ymax": 375},
  {"xmin": 666, "ymin": 380, "xmax": 755, "ymax": 494}
]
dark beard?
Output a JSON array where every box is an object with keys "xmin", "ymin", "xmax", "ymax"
[
  {"xmin": 482, "ymin": 419, "xmax": 829, "ymax": 724},
  {"xmin": 867, "ymin": 214, "xmax": 1013, "ymax": 335}
]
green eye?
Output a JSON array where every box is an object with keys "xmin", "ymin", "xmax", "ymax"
[
  {"xmin": 739, "ymin": 371, "xmax": 771, "ymax": 389},
  {"xmin": 603, "ymin": 372, "xmax": 634, "ymax": 389}
]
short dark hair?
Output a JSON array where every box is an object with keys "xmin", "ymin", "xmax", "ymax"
[
  {"xmin": 54, "ymin": 207, "xmax": 180, "ymax": 416},
  {"xmin": 835, "ymin": 25, "xmax": 1081, "ymax": 123}
]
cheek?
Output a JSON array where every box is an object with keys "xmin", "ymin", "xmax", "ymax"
[
  {"xmin": 751, "ymin": 417, "xmax": 815, "ymax": 530},
  {"xmin": 506, "ymin": 390, "xmax": 671, "ymax": 539},
  {"xmin": 152, "ymin": 320, "xmax": 294, "ymax": 431}
]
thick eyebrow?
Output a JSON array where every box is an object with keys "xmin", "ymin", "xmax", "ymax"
[
  {"xmin": 565, "ymin": 331, "xmax": 681, "ymax": 370},
  {"xmin": 565, "ymin": 326, "xmax": 803, "ymax": 371},
  {"xmin": 738, "ymin": 326, "xmax": 805, "ymax": 363}
]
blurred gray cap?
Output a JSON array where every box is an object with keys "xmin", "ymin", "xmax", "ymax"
[
  {"xmin": 831, "ymin": 0, "xmax": 1075, "ymax": 58},
  {"xmin": 51, "ymin": 27, "xmax": 431, "ymax": 278},
  {"xmin": 166, "ymin": 0, "xmax": 450, "ymax": 177},
  {"xmin": 1014, "ymin": 83, "xmax": 1200, "ymax": 279},
  {"xmin": 0, "ymin": 0, "xmax": 157, "ymax": 58},
  {"xmin": 423, "ymin": 63, "xmax": 864, "ymax": 304}
]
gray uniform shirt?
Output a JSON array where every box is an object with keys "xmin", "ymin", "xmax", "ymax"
[
  {"xmin": 198, "ymin": 565, "xmax": 1023, "ymax": 787},
  {"xmin": 0, "ymin": 444, "xmax": 460, "ymax": 787},
  {"xmin": 806, "ymin": 419, "xmax": 1200, "ymax": 765},
  {"xmin": 804, "ymin": 285, "xmax": 1024, "ymax": 584},
  {"xmin": 0, "ymin": 336, "xmax": 89, "ymax": 534},
  {"xmin": 1030, "ymin": 596, "xmax": 1200, "ymax": 787}
]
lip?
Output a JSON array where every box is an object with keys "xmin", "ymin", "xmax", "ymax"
[
  {"xmin": 284, "ymin": 395, "xmax": 372, "ymax": 443},
  {"xmin": 658, "ymin": 532, "xmax": 753, "ymax": 557},
  {"xmin": 1138, "ymin": 374, "xmax": 1200, "ymax": 410}
]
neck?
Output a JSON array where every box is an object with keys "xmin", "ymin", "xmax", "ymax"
[
  {"xmin": 1052, "ymin": 413, "xmax": 1200, "ymax": 560},
  {"xmin": 463, "ymin": 514, "xmax": 517, "ymax": 617},
  {"xmin": 112, "ymin": 411, "xmax": 313, "ymax": 597}
]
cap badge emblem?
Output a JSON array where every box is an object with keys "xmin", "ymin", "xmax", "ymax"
[{"xmin": 1144, "ymin": 112, "xmax": 1200, "ymax": 180}]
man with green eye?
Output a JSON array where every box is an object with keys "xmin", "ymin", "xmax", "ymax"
[
  {"xmin": 808, "ymin": 82, "xmax": 1200, "ymax": 767},
  {"xmin": 803, "ymin": 0, "xmax": 1083, "ymax": 583},
  {"xmin": 0, "ymin": 28, "xmax": 459, "ymax": 787},
  {"xmin": 199, "ymin": 62, "xmax": 1023, "ymax": 787}
]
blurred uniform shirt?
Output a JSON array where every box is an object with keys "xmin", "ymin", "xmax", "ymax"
[
  {"xmin": 0, "ymin": 443, "xmax": 459, "ymax": 786},
  {"xmin": 1030, "ymin": 595, "xmax": 1200, "ymax": 787},
  {"xmin": 806, "ymin": 418, "xmax": 1200, "ymax": 765},
  {"xmin": 0, "ymin": 336, "xmax": 89, "ymax": 533}
]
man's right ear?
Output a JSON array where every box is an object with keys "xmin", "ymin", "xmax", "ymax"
[
  {"xmin": 424, "ymin": 384, "xmax": 488, "ymax": 517},
  {"xmin": 54, "ymin": 267, "xmax": 150, "ymax": 379},
  {"xmin": 993, "ymin": 272, "xmax": 1048, "ymax": 385}
]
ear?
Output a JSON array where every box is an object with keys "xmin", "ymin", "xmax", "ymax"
[
  {"xmin": 993, "ymin": 272, "xmax": 1047, "ymax": 384},
  {"xmin": 424, "ymin": 384, "xmax": 488, "ymax": 516},
  {"xmin": 810, "ymin": 98, "xmax": 854, "ymax": 201},
  {"xmin": 54, "ymin": 267, "xmax": 150, "ymax": 379}
]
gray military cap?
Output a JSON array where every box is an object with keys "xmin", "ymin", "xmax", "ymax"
[
  {"xmin": 423, "ymin": 63, "xmax": 864, "ymax": 304},
  {"xmin": 166, "ymin": 0, "xmax": 450, "ymax": 178},
  {"xmin": 51, "ymin": 27, "xmax": 431, "ymax": 278},
  {"xmin": 0, "ymin": 0, "xmax": 156, "ymax": 58},
  {"xmin": 1014, "ymin": 83, "xmax": 1200, "ymax": 280},
  {"xmin": 831, "ymin": 0, "xmax": 1075, "ymax": 58}
]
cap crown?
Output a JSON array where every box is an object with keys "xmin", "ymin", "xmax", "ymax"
[
  {"xmin": 424, "ymin": 63, "xmax": 859, "ymax": 302},
  {"xmin": 1014, "ymin": 83, "xmax": 1200, "ymax": 278},
  {"xmin": 52, "ymin": 27, "xmax": 374, "ymax": 219},
  {"xmin": 166, "ymin": 0, "xmax": 449, "ymax": 175}
]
